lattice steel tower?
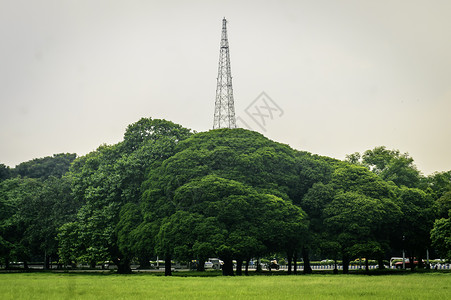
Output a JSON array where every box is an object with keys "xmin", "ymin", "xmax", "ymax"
[{"xmin": 213, "ymin": 18, "xmax": 236, "ymax": 129}]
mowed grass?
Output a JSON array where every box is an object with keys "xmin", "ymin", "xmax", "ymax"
[{"xmin": 0, "ymin": 272, "xmax": 450, "ymax": 299}]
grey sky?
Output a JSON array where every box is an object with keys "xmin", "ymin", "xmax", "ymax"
[{"xmin": 1, "ymin": 0, "xmax": 450, "ymax": 175}]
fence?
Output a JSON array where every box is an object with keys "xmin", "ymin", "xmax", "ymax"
[{"xmin": 273, "ymin": 264, "xmax": 450, "ymax": 271}]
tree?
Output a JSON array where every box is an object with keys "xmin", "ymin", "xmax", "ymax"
[
  {"xmin": 296, "ymin": 155, "xmax": 333, "ymax": 203},
  {"xmin": 260, "ymin": 194, "xmax": 307, "ymax": 274},
  {"xmin": 1, "ymin": 172, "xmax": 80, "ymax": 269},
  {"xmin": 129, "ymin": 220, "xmax": 159, "ymax": 269},
  {"xmin": 0, "ymin": 178, "xmax": 23, "ymax": 268},
  {"xmin": 0, "ymin": 164, "xmax": 11, "ymax": 181},
  {"xmin": 426, "ymin": 171, "xmax": 451, "ymax": 200},
  {"xmin": 301, "ymin": 163, "xmax": 400, "ymax": 273},
  {"xmin": 323, "ymin": 190, "xmax": 398, "ymax": 272},
  {"xmin": 115, "ymin": 203, "xmax": 144, "ymax": 273},
  {"xmin": 426, "ymin": 171, "xmax": 451, "ymax": 219},
  {"xmin": 19, "ymin": 176, "xmax": 78, "ymax": 269},
  {"xmin": 394, "ymin": 187, "xmax": 435, "ymax": 269},
  {"xmin": 435, "ymin": 191, "xmax": 451, "ymax": 219},
  {"xmin": 57, "ymin": 222, "xmax": 80, "ymax": 268},
  {"xmin": 154, "ymin": 209, "xmax": 225, "ymax": 274},
  {"xmin": 155, "ymin": 128, "xmax": 301, "ymax": 199},
  {"xmin": 12, "ymin": 153, "xmax": 76, "ymax": 180},
  {"xmin": 300, "ymin": 182, "xmax": 335, "ymax": 273},
  {"xmin": 122, "ymin": 117, "xmax": 192, "ymax": 153},
  {"xmin": 142, "ymin": 129, "xmax": 311, "ymax": 275},
  {"xmin": 346, "ymin": 147, "xmax": 438, "ymax": 269},
  {"xmin": 58, "ymin": 118, "xmax": 192, "ymax": 273},
  {"xmin": 155, "ymin": 211, "xmax": 210, "ymax": 276},
  {"xmin": 65, "ymin": 144, "xmax": 122, "ymax": 268},
  {"xmin": 0, "ymin": 154, "xmax": 79, "ymax": 269},
  {"xmin": 360, "ymin": 146, "xmax": 421, "ymax": 188},
  {"xmin": 430, "ymin": 210, "xmax": 451, "ymax": 261},
  {"xmin": 141, "ymin": 129, "xmax": 306, "ymax": 222}
]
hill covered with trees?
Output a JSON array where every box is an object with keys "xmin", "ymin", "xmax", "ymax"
[{"xmin": 1, "ymin": 117, "xmax": 450, "ymax": 275}]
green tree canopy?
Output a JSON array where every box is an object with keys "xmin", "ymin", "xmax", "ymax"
[
  {"xmin": 58, "ymin": 118, "xmax": 193, "ymax": 273},
  {"xmin": 347, "ymin": 146, "xmax": 421, "ymax": 188},
  {"xmin": 141, "ymin": 129, "xmax": 310, "ymax": 275},
  {"xmin": 430, "ymin": 210, "xmax": 451, "ymax": 261},
  {"xmin": 0, "ymin": 164, "xmax": 11, "ymax": 181},
  {"xmin": 12, "ymin": 153, "xmax": 76, "ymax": 180},
  {"xmin": 301, "ymin": 163, "xmax": 401, "ymax": 273},
  {"xmin": 393, "ymin": 186, "xmax": 434, "ymax": 266}
]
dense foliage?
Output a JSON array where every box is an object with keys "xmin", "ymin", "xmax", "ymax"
[
  {"xmin": 1, "ymin": 118, "xmax": 450, "ymax": 274},
  {"xmin": 0, "ymin": 154, "xmax": 79, "ymax": 269}
]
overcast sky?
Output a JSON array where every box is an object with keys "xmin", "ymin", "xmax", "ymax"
[{"xmin": 1, "ymin": 0, "xmax": 450, "ymax": 175}]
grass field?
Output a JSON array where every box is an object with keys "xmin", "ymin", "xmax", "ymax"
[{"xmin": 0, "ymin": 272, "xmax": 450, "ymax": 299}]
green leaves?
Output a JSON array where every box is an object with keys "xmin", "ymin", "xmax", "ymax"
[
  {"xmin": 141, "ymin": 127, "xmax": 312, "ymax": 267},
  {"xmin": 430, "ymin": 211, "xmax": 451, "ymax": 261},
  {"xmin": 123, "ymin": 118, "xmax": 192, "ymax": 152},
  {"xmin": 12, "ymin": 153, "xmax": 76, "ymax": 180},
  {"xmin": 57, "ymin": 118, "xmax": 193, "ymax": 270},
  {"xmin": 3, "ymin": 117, "xmax": 449, "ymax": 273},
  {"xmin": 359, "ymin": 146, "xmax": 421, "ymax": 188},
  {"xmin": 303, "ymin": 162, "xmax": 402, "ymax": 262},
  {"xmin": 0, "ymin": 175, "xmax": 77, "ymax": 266}
]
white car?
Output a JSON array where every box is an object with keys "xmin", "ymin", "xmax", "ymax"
[
  {"xmin": 208, "ymin": 258, "xmax": 224, "ymax": 270},
  {"xmin": 204, "ymin": 261, "xmax": 214, "ymax": 269}
]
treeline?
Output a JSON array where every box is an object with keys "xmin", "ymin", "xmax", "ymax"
[{"xmin": 1, "ymin": 118, "xmax": 450, "ymax": 275}]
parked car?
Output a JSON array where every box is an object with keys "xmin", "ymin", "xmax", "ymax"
[
  {"xmin": 394, "ymin": 259, "xmax": 422, "ymax": 269},
  {"xmin": 208, "ymin": 258, "xmax": 223, "ymax": 270},
  {"xmin": 204, "ymin": 261, "xmax": 214, "ymax": 269}
]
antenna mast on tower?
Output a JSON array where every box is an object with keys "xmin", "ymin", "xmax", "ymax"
[{"xmin": 213, "ymin": 18, "xmax": 236, "ymax": 129}]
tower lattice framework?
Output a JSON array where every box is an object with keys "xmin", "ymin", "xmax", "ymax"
[{"xmin": 213, "ymin": 18, "xmax": 236, "ymax": 129}]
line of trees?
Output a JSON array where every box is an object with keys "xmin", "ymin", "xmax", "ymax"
[{"xmin": 1, "ymin": 118, "xmax": 450, "ymax": 275}]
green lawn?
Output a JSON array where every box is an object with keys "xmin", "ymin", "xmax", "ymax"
[{"xmin": 0, "ymin": 272, "xmax": 450, "ymax": 299}]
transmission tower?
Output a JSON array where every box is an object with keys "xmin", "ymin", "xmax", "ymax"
[{"xmin": 213, "ymin": 18, "xmax": 236, "ymax": 129}]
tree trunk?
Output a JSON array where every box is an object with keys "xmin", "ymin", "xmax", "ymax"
[
  {"xmin": 293, "ymin": 251, "xmax": 298, "ymax": 275},
  {"xmin": 418, "ymin": 253, "xmax": 424, "ymax": 269},
  {"xmin": 287, "ymin": 255, "xmax": 293, "ymax": 275},
  {"xmin": 342, "ymin": 255, "xmax": 350, "ymax": 274},
  {"xmin": 378, "ymin": 258, "xmax": 385, "ymax": 270},
  {"xmin": 44, "ymin": 254, "xmax": 50, "ymax": 270},
  {"xmin": 302, "ymin": 247, "xmax": 312, "ymax": 274},
  {"xmin": 245, "ymin": 258, "xmax": 250, "ymax": 276},
  {"xmin": 24, "ymin": 260, "xmax": 29, "ymax": 270},
  {"xmin": 236, "ymin": 260, "xmax": 243, "ymax": 276},
  {"xmin": 197, "ymin": 258, "xmax": 206, "ymax": 272},
  {"xmin": 117, "ymin": 262, "xmax": 132, "ymax": 274},
  {"xmin": 409, "ymin": 255, "xmax": 415, "ymax": 271},
  {"xmin": 222, "ymin": 258, "xmax": 234, "ymax": 276},
  {"xmin": 333, "ymin": 260, "xmax": 338, "ymax": 274},
  {"xmin": 256, "ymin": 258, "xmax": 262, "ymax": 273},
  {"xmin": 365, "ymin": 259, "xmax": 369, "ymax": 273},
  {"xmin": 5, "ymin": 255, "xmax": 10, "ymax": 269},
  {"xmin": 138, "ymin": 256, "xmax": 151, "ymax": 269},
  {"xmin": 115, "ymin": 258, "xmax": 132, "ymax": 274},
  {"xmin": 165, "ymin": 255, "xmax": 172, "ymax": 276}
]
